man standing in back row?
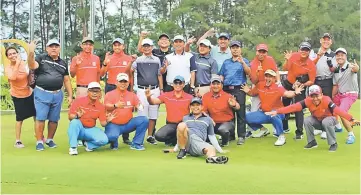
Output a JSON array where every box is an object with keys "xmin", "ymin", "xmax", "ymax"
[{"xmin": 219, "ymin": 40, "xmax": 250, "ymax": 145}]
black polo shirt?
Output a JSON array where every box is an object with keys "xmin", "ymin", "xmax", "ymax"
[
  {"xmin": 35, "ymin": 53, "xmax": 69, "ymax": 91},
  {"xmin": 152, "ymin": 48, "xmax": 172, "ymax": 64}
]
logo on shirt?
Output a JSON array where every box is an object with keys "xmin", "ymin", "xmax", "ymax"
[
  {"xmin": 127, "ymin": 101, "xmax": 131, "ymax": 106},
  {"xmin": 123, "ymin": 61, "xmax": 127, "ymax": 66},
  {"xmin": 92, "ymin": 62, "xmax": 96, "ymax": 66}
]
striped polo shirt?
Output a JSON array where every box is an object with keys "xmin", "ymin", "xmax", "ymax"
[
  {"xmin": 193, "ymin": 53, "xmax": 218, "ymax": 85},
  {"xmin": 333, "ymin": 62, "xmax": 359, "ymax": 94},
  {"xmin": 132, "ymin": 55, "xmax": 162, "ymax": 86},
  {"xmin": 183, "ymin": 113, "xmax": 215, "ymax": 141}
]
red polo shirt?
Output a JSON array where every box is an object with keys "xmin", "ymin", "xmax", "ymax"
[
  {"xmin": 202, "ymin": 90, "xmax": 234, "ymax": 123},
  {"xmin": 104, "ymin": 89, "xmax": 139, "ymax": 125},
  {"xmin": 250, "ymin": 56, "xmax": 278, "ymax": 84},
  {"xmin": 277, "ymin": 96, "xmax": 353, "ymax": 121},
  {"xmin": 158, "ymin": 91, "xmax": 193, "ymax": 123},
  {"xmin": 284, "ymin": 52, "xmax": 316, "ymax": 84},
  {"xmin": 105, "ymin": 52, "xmax": 132, "ymax": 85},
  {"xmin": 69, "ymin": 96, "xmax": 106, "ymax": 128},
  {"xmin": 249, "ymin": 82, "xmax": 285, "ymax": 112},
  {"xmin": 70, "ymin": 52, "xmax": 101, "ymax": 85}
]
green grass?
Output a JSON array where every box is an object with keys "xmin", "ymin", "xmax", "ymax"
[{"xmin": 1, "ymin": 101, "xmax": 360, "ymax": 194}]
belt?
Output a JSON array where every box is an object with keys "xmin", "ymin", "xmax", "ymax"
[
  {"xmin": 138, "ymin": 85, "xmax": 159, "ymax": 90},
  {"xmin": 340, "ymin": 91, "xmax": 358, "ymax": 95},
  {"xmin": 77, "ymin": 85, "xmax": 88, "ymax": 88},
  {"xmin": 196, "ymin": 84, "xmax": 210, "ymax": 87},
  {"xmin": 36, "ymin": 86, "xmax": 61, "ymax": 93},
  {"xmin": 315, "ymin": 76, "xmax": 332, "ymax": 81},
  {"xmin": 106, "ymin": 83, "xmax": 116, "ymax": 86},
  {"xmin": 224, "ymin": 85, "xmax": 242, "ymax": 90}
]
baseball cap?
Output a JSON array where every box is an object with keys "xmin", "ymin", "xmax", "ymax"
[
  {"xmin": 264, "ymin": 69, "xmax": 277, "ymax": 77},
  {"xmin": 141, "ymin": 38, "xmax": 154, "ymax": 46},
  {"xmin": 230, "ymin": 40, "xmax": 242, "ymax": 47},
  {"xmin": 46, "ymin": 39, "xmax": 60, "ymax": 47},
  {"xmin": 88, "ymin": 82, "xmax": 101, "ymax": 89},
  {"xmin": 256, "ymin": 43, "xmax": 268, "ymax": 51},
  {"xmin": 82, "ymin": 37, "xmax": 94, "ymax": 44},
  {"xmin": 173, "ymin": 35, "xmax": 185, "ymax": 42},
  {"xmin": 321, "ymin": 33, "xmax": 332, "ymax": 39},
  {"xmin": 173, "ymin": 75, "xmax": 185, "ymax": 82},
  {"xmin": 190, "ymin": 97, "xmax": 202, "ymax": 105},
  {"xmin": 199, "ymin": 39, "xmax": 212, "ymax": 48},
  {"xmin": 112, "ymin": 38, "xmax": 124, "ymax": 44},
  {"xmin": 158, "ymin": 33, "xmax": 170, "ymax": 40},
  {"xmin": 308, "ymin": 85, "xmax": 322, "ymax": 96},
  {"xmin": 335, "ymin": 48, "xmax": 347, "ymax": 55},
  {"xmin": 218, "ymin": 33, "xmax": 230, "ymax": 40},
  {"xmin": 299, "ymin": 42, "xmax": 311, "ymax": 50},
  {"xmin": 116, "ymin": 73, "xmax": 129, "ymax": 82},
  {"xmin": 211, "ymin": 75, "xmax": 222, "ymax": 83}
]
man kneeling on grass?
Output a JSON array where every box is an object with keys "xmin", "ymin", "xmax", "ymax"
[
  {"xmin": 68, "ymin": 82, "xmax": 114, "ymax": 155},
  {"xmin": 163, "ymin": 97, "xmax": 229, "ymax": 164},
  {"xmin": 266, "ymin": 85, "xmax": 360, "ymax": 152}
]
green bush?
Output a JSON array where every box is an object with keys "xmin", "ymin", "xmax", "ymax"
[{"xmin": 1, "ymin": 76, "xmax": 14, "ymax": 110}]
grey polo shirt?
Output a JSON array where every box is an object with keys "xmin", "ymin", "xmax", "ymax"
[
  {"xmin": 132, "ymin": 55, "xmax": 161, "ymax": 86},
  {"xmin": 193, "ymin": 53, "xmax": 218, "ymax": 85},
  {"xmin": 34, "ymin": 53, "xmax": 69, "ymax": 91},
  {"xmin": 333, "ymin": 62, "xmax": 359, "ymax": 93},
  {"xmin": 315, "ymin": 48, "xmax": 337, "ymax": 78},
  {"xmin": 183, "ymin": 113, "xmax": 215, "ymax": 141}
]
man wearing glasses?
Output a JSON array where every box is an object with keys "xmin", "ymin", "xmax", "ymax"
[
  {"xmin": 146, "ymin": 75, "xmax": 193, "ymax": 146},
  {"xmin": 67, "ymin": 82, "xmax": 113, "ymax": 155}
]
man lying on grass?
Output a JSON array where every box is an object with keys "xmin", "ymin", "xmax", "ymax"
[{"xmin": 163, "ymin": 97, "xmax": 229, "ymax": 164}]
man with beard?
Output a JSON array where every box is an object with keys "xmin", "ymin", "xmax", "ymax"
[
  {"xmin": 332, "ymin": 48, "xmax": 359, "ymax": 144},
  {"xmin": 266, "ymin": 85, "xmax": 360, "ymax": 152},
  {"xmin": 241, "ymin": 69, "xmax": 304, "ymax": 146},
  {"xmin": 282, "ymin": 41, "xmax": 316, "ymax": 140}
]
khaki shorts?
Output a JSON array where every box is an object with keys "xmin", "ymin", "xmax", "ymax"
[{"xmin": 186, "ymin": 134, "xmax": 212, "ymax": 157}]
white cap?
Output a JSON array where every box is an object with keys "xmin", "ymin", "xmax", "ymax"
[
  {"xmin": 308, "ymin": 85, "xmax": 322, "ymax": 96},
  {"xmin": 88, "ymin": 82, "xmax": 101, "ymax": 89},
  {"xmin": 199, "ymin": 39, "xmax": 212, "ymax": 47},
  {"xmin": 116, "ymin": 73, "xmax": 129, "ymax": 82},
  {"xmin": 141, "ymin": 38, "xmax": 154, "ymax": 46},
  {"xmin": 46, "ymin": 39, "xmax": 60, "ymax": 47},
  {"xmin": 335, "ymin": 48, "xmax": 347, "ymax": 55},
  {"xmin": 173, "ymin": 35, "xmax": 185, "ymax": 42}
]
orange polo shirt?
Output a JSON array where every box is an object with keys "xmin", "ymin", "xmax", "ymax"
[
  {"xmin": 70, "ymin": 52, "xmax": 101, "ymax": 85},
  {"xmin": 277, "ymin": 96, "xmax": 353, "ymax": 121},
  {"xmin": 105, "ymin": 52, "xmax": 132, "ymax": 85},
  {"xmin": 249, "ymin": 82, "xmax": 285, "ymax": 112},
  {"xmin": 284, "ymin": 52, "xmax": 316, "ymax": 84},
  {"xmin": 69, "ymin": 96, "xmax": 106, "ymax": 128},
  {"xmin": 158, "ymin": 91, "xmax": 193, "ymax": 123},
  {"xmin": 202, "ymin": 90, "xmax": 234, "ymax": 123},
  {"xmin": 104, "ymin": 89, "xmax": 139, "ymax": 125},
  {"xmin": 250, "ymin": 56, "xmax": 278, "ymax": 84},
  {"xmin": 5, "ymin": 62, "xmax": 32, "ymax": 98}
]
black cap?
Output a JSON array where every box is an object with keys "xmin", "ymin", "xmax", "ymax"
[
  {"xmin": 158, "ymin": 33, "xmax": 170, "ymax": 40},
  {"xmin": 321, "ymin": 33, "xmax": 332, "ymax": 39},
  {"xmin": 299, "ymin": 42, "xmax": 311, "ymax": 50},
  {"xmin": 230, "ymin": 40, "xmax": 242, "ymax": 47}
]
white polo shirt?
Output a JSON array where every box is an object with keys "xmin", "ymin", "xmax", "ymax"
[{"xmin": 164, "ymin": 51, "xmax": 197, "ymax": 84}]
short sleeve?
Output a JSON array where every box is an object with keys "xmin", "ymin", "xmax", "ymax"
[
  {"xmin": 207, "ymin": 117, "xmax": 215, "ymax": 135},
  {"xmin": 278, "ymin": 86, "xmax": 286, "ymax": 96},
  {"xmin": 210, "ymin": 59, "xmax": 218, "ymax": 74},
  {"xmin": 68, "ymin": 99, "xmax": 79, "ymax": 116},
  {"xmin": 133, "ymin": 93, "xmax": 140, "ymax": 106},
  {"xmin": 219, "ymin": 61, "xmax": 226, "ymax": 75},
  {"xmin": 157, "ymin": 57, "xmax": 162, "ymax": 75},
  {"xmin": 131, "ymin": 61, "xmax": 137, "ymax": 70},
  {"xmin": 35, "ymin": 54, "xmax": 42, "ymax": 65},
  {"xmin": 70, "ymin": 57, "xmax": 77, "ymax": 73},
  {"xmin": 190, "ymin": 55, "xmax": 197, "ymax": 72},
  {"xmin": 64, "ymin": 61, "xmax": 69, "ymax": 75},
  {"xmin": 158, "ymin": 93, "xmax": 166, "ymax": 103},
  {"xmin": 98, "ymin": 105, "xmax": 106, "ymax": 122},
  {"xmin": 104, "ymin": 93, "xmax": 114, "ymax": 105}
]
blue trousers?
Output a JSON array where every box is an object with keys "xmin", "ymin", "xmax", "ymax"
[
  {"xmin": 68, "ymin": 119, "xmax": 108, "ymax": 149},
  {"xmin": 105, "ymin": 116, "xmax": 148, "ymax": 146},
  {"xmin": 246, "ymin": 111, "xmax": 285, "ymax": 136}
]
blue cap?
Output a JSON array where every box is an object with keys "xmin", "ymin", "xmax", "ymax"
[
  {"xmin": 190, "ymin": 97, "xmax": 202, "ymax": 105},
  {"xmin": 230, "ymin": 40, "xmax": 242, "ymax": 47},
  {"xmin": 218, "ymin": 33, "xmax": 230, "ymax": 39},
  {"xmin": 173, "ymin": 75, "xmax": 185, "ymax": 82}
]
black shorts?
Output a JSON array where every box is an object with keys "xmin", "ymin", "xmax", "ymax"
[{"xmin": 12, "ymin": 93, "xmax": 36, "ymax": 121}]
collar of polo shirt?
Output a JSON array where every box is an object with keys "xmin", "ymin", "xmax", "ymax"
[
  {"xmin": 172, "ymin": 90, "xmax": 184, "ymax": 98},
  {"xmin": 217, "ymin": 46, "xmax": 230, "ymax": 54},
  {"xmin": 173, "ymin": 50, "xmax": 185, "ymax": 55},
  {"xmin": 200, "ymin": 54, "xmax": 211, "ymax": 59}
]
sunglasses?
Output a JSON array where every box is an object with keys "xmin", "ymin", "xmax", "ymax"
[
  {"xmin": 173, "ymin": 81, "xmax": 184, "ymax": 85},
  {"xmin": 88, "ymin": 89, "xmax": 101, "ymax": 93},
  {"xmin": 118, "ymin": 80, "xmax": 128, "ymax": 83}
]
